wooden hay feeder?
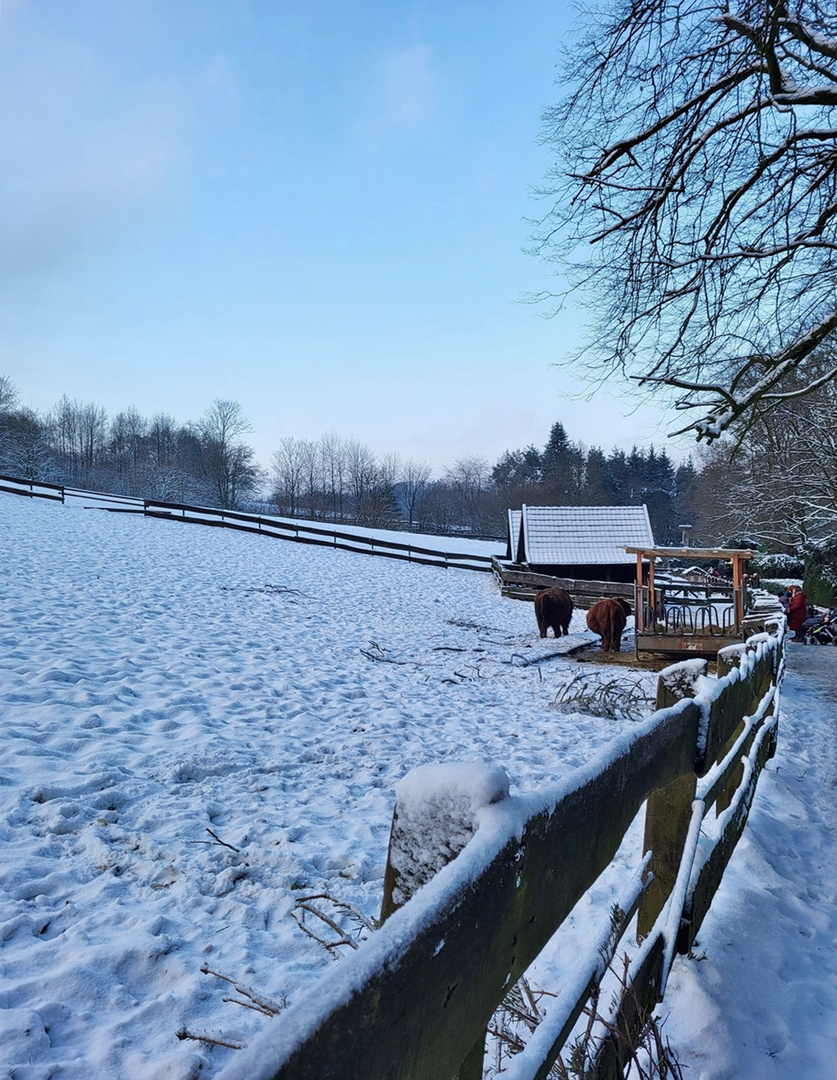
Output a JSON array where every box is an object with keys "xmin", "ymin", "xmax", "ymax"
[{"xmin": 626, "ymin": 545, "xmax": 754, "ymax": 660}]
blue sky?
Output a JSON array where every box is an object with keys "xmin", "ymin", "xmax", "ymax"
[{"xmin": 0, "ymin": 1, "xmax": 687, "ymax": 473}]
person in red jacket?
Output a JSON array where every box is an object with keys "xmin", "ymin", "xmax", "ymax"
[{"xmin": 787, "ymin": 585, "xmax": 808, "ymax": 642}]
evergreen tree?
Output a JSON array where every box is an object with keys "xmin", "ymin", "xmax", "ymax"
[
  {"xmin": 541, "ymin": 422, "xmax": 585, "ymax": 505},
  {"xmin": 580, "ymin": 446, "xmax": 615, "ymax": 504}
]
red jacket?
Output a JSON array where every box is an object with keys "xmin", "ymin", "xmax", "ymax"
[{"xmin": 788, "ymin": 591, "xmax": 808, "ymax": 632}]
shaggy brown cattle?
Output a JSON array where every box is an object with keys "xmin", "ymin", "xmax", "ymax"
[
  {"xmin": 586, "ymin": 597, "xmax": 632, "ymax": 652},
  {"xmin": 534, "ymin": 587, "xmax": 573, "ymax": 638}
]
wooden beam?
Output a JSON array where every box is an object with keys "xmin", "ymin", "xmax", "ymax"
[{"xmin": 624, "ymin": 546, "xmax": 753, "ymax": 560}]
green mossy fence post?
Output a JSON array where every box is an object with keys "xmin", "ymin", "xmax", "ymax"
[{"xmin": 636, "ymin": 662, "xmax": 705, "ymax": 941}]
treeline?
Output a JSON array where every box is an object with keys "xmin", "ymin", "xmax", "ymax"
[
  {"xmin": 0, "ymin": 378, "xmax": 261, "ymax": 509},
  {"xmin": 0, "ymin": 375, "xmax": 699, "ymax": 542},
  {"xmin": 491, "ymin": 423, "xmax": 697, "ymax": 543}
]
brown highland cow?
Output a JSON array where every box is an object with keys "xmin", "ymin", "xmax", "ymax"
[
  {"xmin": 534, "ymin": 587, "xmax": 573, "ymax": 638},
  {"xmin": 586, "ymin": 597, "xmax": 632, "ymax": 652}
]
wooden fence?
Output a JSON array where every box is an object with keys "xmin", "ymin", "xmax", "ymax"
[
  {"xmin": 142, "ymin": 500, "xmax": 496, "ymax": 572},
  {"xmin": 492, "ymin": 556, "xmax": 634, "ymax": 608},
  {"xmin": 217, "ymin": 620, "xmax": 784, "ymax": 1080},
  {"xmin": 0, "ymin": 473, "xmax": 64, "ymax": 502},
  {"xmin": 0, "ymin": 474, "xmax": 497, "ymax": 573}
]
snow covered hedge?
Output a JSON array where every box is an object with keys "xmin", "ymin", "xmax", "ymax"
[
  {"xmin": 803, "ymin": 539, "xmax": 837, "ymax": 606},
  {"xmin": 751, "ymin": 552, "xmax": 804, "ymax": 579}
]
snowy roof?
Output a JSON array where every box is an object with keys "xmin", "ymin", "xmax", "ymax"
[
  {"xmin": 516, "ymin": 504, "xmax": 655, "ymax": 566},
  {"xmin": 507, "ymin": 509, "xmax": 522, "ymax": 560}
]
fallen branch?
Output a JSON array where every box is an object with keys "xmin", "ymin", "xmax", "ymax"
[
  {"xmin": 200, "ymin": 964, "xmax": 286, "ymax": 1016},
  {"xmin": 360, "ymin": 641, "xmax": 409, "ymax": 664},
  {"xmin": 552, "ymin": 671, "xmax": 654, "ymax": 721},
  {"xmin": 175, "ymin": 1027, "xmax": 246, "ymax": 1050},
  {"xmin": 206, "ymin": 828, "xmax": 240, "ymax": 852},
  {"xmin": 292, "ymin": 892, "xmax": 377, "ymax": 954}
]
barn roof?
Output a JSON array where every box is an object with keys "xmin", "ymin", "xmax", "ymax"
[
  {"xmin": 506, "ymin": 509, "xmax": 522, "ymax": 560},
  {"xmin": 515, "ymin": 504, "xmax": 655, "ymax": 565}
]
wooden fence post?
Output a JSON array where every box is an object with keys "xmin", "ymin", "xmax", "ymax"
[
  {"xmin": 380, "ymin": 763, "xmax": 510, "ymax": 922},
  {"xmin": 636, "ymin": 661, "xmax": 705, "ymax": 941},
  {"xmin": 379, "ymin": 764, "xmax": 511, "ymax": 1080}
]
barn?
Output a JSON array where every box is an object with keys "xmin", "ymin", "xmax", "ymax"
[{"xmin": 506, "ymin": 504, "xmax": 655, "ymax": 583}]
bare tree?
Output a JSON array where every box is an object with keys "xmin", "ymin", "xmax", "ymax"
[
  {"xmin": 0, "ymin": 375, "xmax": 19, "ymax": 414},
  {"xmin": 444, "ymin": 455, "xmax": 492, "ymax": 534},
  {"xmin": 535, "ymin": 0, "xmax": 837, "ymax": 441},
  {"xmin": 108, "ymin": 407, "xmax": 148, "ymax": 489},
  {"xmin": 45, "ymin": 396, "xmax": 107, "ymax": 484},
  {"xmin": 271, "ymin": 437, "xmax": 315, "ymax": 518},
  {"xmin": 197, "ymin": 399, "xmax": 261, "ymax": 509},
  {"xmin": 694, "ymin": 367, "xmax": 837, "ymax": 549},
  {"xmin": 319, "ymin": 430, "xmax": 347, "ymax": 520},
  {"xmin": 0, "ymin": 407, "xmax": 49, "ymax": 480},
  {"xmin": 148, "ymin": 413, "xmax": 179, "ymax": 468},
  {"xmin": 399, "ymin": 458, "xmax": 432, "ymax": 528}
]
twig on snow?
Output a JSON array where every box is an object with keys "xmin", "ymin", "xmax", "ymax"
[
  {"xmin": 176, "ymin": 1027, "xmax": 247, "ymax": 1050},
  {"xmin": 360, "ymin": 641, "xmax": 409, "ymax": 664},
  {"xmin": 206, "ymin": 828, "xmax": 240, "ymax": 852},
  {"xmin": 292, "ymin": 892, "xmax": 377, "ymax": 954},
  {"xmin": 184, "ymin": 829, "xmax": 241, "ymax": 852},
  {"xmin": 200, "ymin": 964, "xmax": 286, "ymax": 1016}
]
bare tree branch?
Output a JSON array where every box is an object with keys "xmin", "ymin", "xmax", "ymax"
[{"xmin": 534, "ymin": 0, "xmax": 837, "ymax": 440}]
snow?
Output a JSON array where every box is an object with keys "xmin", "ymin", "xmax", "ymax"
[
  {"xmin": 387, "ymin": 763, "xmax": 511, "ymax": 909},
  {"xmin": 0, "ymin": 491, "xmax": 834, "ymax": 1079},
  {"xmin": 663, "ymin": 643, "xmax": 837, "ymax": 1079}
]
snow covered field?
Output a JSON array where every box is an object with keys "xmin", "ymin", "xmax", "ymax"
[
  {"xmin": 0, "ymin": 493, "xmax": 652, "ymax": 1079},
  {"xmin": 1, "ymin": 491, "xmax": 833, "ymax": 1080}
]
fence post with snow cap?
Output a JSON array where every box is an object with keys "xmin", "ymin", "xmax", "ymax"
[
  {"xmin": 379, "ymin": 763, "xmax": 511, "ymax": 925},
  {"xmin": 379, "ymin": 764, "xmax": 512, "ymax": 1080}
]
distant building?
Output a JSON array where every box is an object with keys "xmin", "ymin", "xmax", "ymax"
[{"xmin": 506, "ymin": 504, "xmax": 655, "ymax": 583}]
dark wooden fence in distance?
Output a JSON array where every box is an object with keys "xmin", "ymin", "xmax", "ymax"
[
  {"xmin": 142, "ymin": 499, "xmax": 496, "ymax": 572},
  {"xmin": 0, "ymin": 475, "xmax": 497, "ymax": 573},
  {"xmin": 0, "ymin": 474, "xmax": 64, "ymax": 502}
]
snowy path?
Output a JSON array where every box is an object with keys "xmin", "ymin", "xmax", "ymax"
[{"xmin": 663, "ymin": 644, "xmax": 837, "ymax": 1079}]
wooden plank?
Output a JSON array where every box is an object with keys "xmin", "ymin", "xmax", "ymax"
[
  {"xmin": 636, "ymin": 664, "xmax": 704, "ymax": 939},
  {"xmin": 624, "ymin": 545, "xmax": 754, "ymax": 559},
  {"xmin": 635, "ymin": 633, "xmax": 744, "ymax": 659},
  {"xmin": 222, "ymin": 704, "xmax": 701, "ymax": 1080},
  {"xmin": 501, "ymin": 587, "xmax": 626, "ymax": 608},
  {"xmin": 702, "ymin": 651, "xmax": 773, "ymax": 769},
  {"xmin": 593, "ymin": 936, "xmax": 666, "ymax": 1080},
  {"xmin": 0, "ymin": 483, "xmax": 64, "ymax": 502},
  {"xmin": 454, "ymin": 1035, "xmax": 486, "ymax": 1080},
  {"xmin": 680, "ymin": 717, "xmax": 777, "ymax": 953},
  {"xmin": 507, "ymin": 873, "xmax": 650, "ymax": 1080},
  {"xmin": 0, "ymin": 473, "xmax": 65, "ymax": 493},
  {"xmin": 637, "ymin": 770, "xmax": 696, "ymax": 941},
  {"xmin": 494, "ymin": 565, "xmax": 633, "ymax": 598}
]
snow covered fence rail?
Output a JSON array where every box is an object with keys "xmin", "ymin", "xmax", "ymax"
[
  {"xmin": 64, "ymin": 486, "xmax": 145, "ymax": 510},
  {"xmin": 0, "ymin": 474, "xmax": 494, "ymax": 569},
  {"xmin": 142, "ymin": 499, "xmax": 496, "ymax": 572},
  {"xmin": 0, "ymin": 473, "xmax": 64, "ymax": 502},
  {"xmin": 218, "ymin": 620, "xmax": 784, "ymax": 1080}
]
